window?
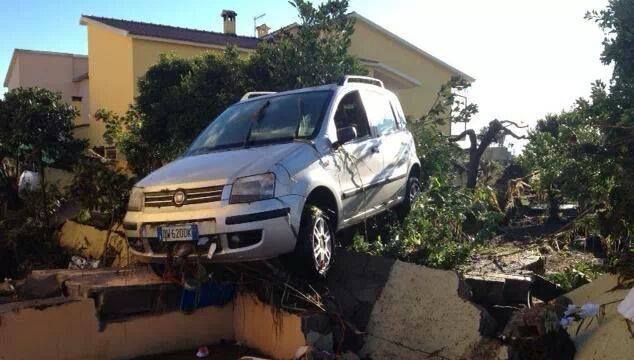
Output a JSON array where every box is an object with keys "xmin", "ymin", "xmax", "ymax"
[
  {"xmin": 92, "ymin": 146, "xmax": 117, "ymax": 160},
  {"xmin": 187, "ymin": 91, "xmax": 331, "ymax": 156},
  {"xmin": 363, "ymin": 91, "xmax": 398, "ymax": 135},
  {"xmin": 333, "ymin": 91, "xmax": 371, "ymax": 138}
]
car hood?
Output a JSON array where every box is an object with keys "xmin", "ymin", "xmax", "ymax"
[{"xmin": 136, "ymin": 142, "xmax": 308, "ymax": 189}]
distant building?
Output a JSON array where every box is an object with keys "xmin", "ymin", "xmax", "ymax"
[
  {"xmin": 481, "ymin": 146, "xmax": 513, "ymax": 167},
  {"xmin": 4, "ymin": 10, "xmax": 474, "ymax": 156}
]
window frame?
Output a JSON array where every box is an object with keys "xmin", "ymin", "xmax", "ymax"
[{"xmin": 332, "ymin": 90, "xmax": 374, "ymax": 143}]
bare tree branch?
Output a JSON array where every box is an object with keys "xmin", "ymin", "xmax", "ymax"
[
  {"xmin": 501, "ymin": 128, "xmax": 529, "ymax": 140},
  {"xmin": 499, "ymin": 120, "xmax": 528, "ymax": 129},
  {"xmin": 449, "ymin": 129, "xmax": 477, "ymax": 151}
]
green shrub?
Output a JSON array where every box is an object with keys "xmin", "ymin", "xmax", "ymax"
[{"xmin": 0, "ymin": 185, "xmax": 72, "ymax": 279}]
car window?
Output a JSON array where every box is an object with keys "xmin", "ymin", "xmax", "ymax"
[
  {"xmin": 186, "ymin": 91, "xmax": 331, "ymax": 155},
  {"xmin": 333, "ymin": 91, "xmax": 371, "ymax": 138},
  {"xmin": 362, "ymin": 91, "xmax": 398, "ymax": 135}
]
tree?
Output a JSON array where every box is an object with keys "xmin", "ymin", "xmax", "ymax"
[
  {"xmin": 248, "ymin": 0, "xmax": 367, "ymax": 91},
  {"xmin": 69, "ymin": 157, "xmax": 135, "ymax": 264},
  {"xmin": 451, "ymin": 119, "xmax": 527, "ymax": 189},
  {"xmin": 104, "ymin": 0, "xmax": 367, "ymax": 177},
  {"xmin": 0, "ymin": 87, "xmax": 86, "ymax": 210},
  {"xmin": 102, "ymin": 47, "xmax": 251, "ymax": 176}
]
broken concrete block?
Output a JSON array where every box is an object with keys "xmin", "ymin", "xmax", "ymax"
[
  {"xmin": 360, "ymin": 261, "xmax": 489, "ymax": 359},
  {"xmin": 562, "ymin": 274, "xmax": 634, "ymax": 360},
  {"xmin": 464, "ymin": 273, "xmax": 533, "ymax": 306},
  {"xmin": 531, "ymin": 274, "xmax": 565, "ymax": 302},
  {"xmin": 520, "ymin": 255, "xmax": 545, "ymax": 274},
  {"xmin": 15, "ymin": 272, "xmax": 62, "ymax": 299}
]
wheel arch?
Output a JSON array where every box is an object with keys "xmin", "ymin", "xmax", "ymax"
[
  {"xmin": 409, "ymin": 162, "xmax": 421, "ymax": 180},
  {"xmin": 303, "ymin": 185, "xmax": 340, "ymax": 230}
]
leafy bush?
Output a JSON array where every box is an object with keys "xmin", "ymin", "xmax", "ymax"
[
  {"xmin": 0, "ymin": 185, "xmax": 72, "ymax": 278},
  {"xmin": 546, "ymin": 261, "xmax": 603, "ymax": 292}
]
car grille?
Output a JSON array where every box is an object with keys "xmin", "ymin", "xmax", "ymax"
[{"xmin": 144, "ymin": 185, "xmax": 224, "ymax": 208}]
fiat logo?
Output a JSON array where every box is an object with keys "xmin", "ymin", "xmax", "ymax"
[{"xmin": 173, "ymin": 190, "xmax": 186, "ymax": 206}]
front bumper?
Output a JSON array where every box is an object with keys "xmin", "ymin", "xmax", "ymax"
[{"xmin": 122, "ymin": 194, "xmax": 304, "ymax": 263}]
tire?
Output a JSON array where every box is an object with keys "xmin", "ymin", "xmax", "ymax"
[
  {"xmin": 287, "ymin": 205, "xmax": 335, "ymax": 279},
  {"xmin": 397, "ymin": 176, "xmax": 421, "ymax": 219}
]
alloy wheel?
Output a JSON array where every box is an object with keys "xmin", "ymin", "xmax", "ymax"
[{"xmin": 312, "ymin": 216, "xmax": 332, "ymax": 274}]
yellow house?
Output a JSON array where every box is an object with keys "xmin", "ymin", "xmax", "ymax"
[{"xmin": 4, "ymin": 10, "xmax": 473, "ymax": 155}]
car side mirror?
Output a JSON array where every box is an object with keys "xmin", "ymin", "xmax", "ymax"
[{"xmin": 334, "ymin": 126, "xmax": 358, "ymax": 148}]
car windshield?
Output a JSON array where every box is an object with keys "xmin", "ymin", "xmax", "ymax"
[{"xmin": 186, "ymin": 90, "xmax": 332, "ymax": 156}]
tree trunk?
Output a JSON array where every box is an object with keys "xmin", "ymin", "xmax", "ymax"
[{"xmin": 547, "ymin": 189, "xmax": 560, "ymax": 222}]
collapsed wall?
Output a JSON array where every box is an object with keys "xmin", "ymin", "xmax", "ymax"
[{"xmin": 1, "ymin": 251, "xmax": 497, "ymax": 360}]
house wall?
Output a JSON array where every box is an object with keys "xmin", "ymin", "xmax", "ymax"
[
  {"xmin": 349, "ymin": 20, "xmax": 456, "ymax": 134},
  {"xmin": 6, "ymin": 51, "xmax": 87, "ymax": 102},
  {"xmin": 132, "ymin": 39, "xmax": 221, "ymax": 95},
  {"xmin": 87, "ymin": 25, "xmax": 134, "ymax": 146},
  {"xmin": 5, "ymin": 57, "xmax": 20, "ymax": 89}
]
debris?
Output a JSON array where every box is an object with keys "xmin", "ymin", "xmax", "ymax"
[
  {"xmin": 306, "ymin": 331, "xmax": 334, "ymax": 352},
  {"xmin": 617, "ymin": 288, "xmax": 634, "ymax": 321},
  {"xmin": 68, "ymin": 255, "xmax": 101, "ymax": 270},
  {"xmin": 464, "ymin": 273, "xmax": 532, "ymax": 305},
  {"xmin": 502, "ymin": 304, "xmax": 576, "ymax": 360},
  {"xmin": 531, "ymin": 275, "xmax": 565, "ymax": 302},
  {"xmin": 520, "ymin": 255, "xmax": 545, "ymax": 274},
  {"xmin": 15, "ymin": 272, "xmax": 62, "ymax": 299},
  {"xmin": 563, "ymin": 274, "xmax": 634, "ymax": 359},
  {"xmin": 196, "ymin": 346, "xmax": 209, "ymax": 358},
  {"xmin": 294, "ymin": 345, "xmax": 310, "ymax": 359},
  {"xmin": 0, "ymin": 279, "xmax": 15, "ymax": 297}
]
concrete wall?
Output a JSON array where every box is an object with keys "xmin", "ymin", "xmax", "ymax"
[
  {"xmin": 234, "ymin": 293, "xmax": 306, "ymax": 360},
  {"xmin": 58, "ymin": 220, "xmax": 131, "ymax": 268},
  {"xmin": 0, "ymin": 293, "xmax": 306, "ymax": 360},
  {"xmin": 0, "ymin": 298, "xmax": 234, "ymax": 360}
]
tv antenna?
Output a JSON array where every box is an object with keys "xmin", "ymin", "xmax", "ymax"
[{"xmin": 253, "ymin": 13, "xmax": 266, "ymax": 37}]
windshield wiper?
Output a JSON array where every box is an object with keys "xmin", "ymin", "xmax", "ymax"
[
  {"xmin": 243, "ymin": 100, "xmax": 271, "ymax": 148},
  {"xmin": 294, "ymin": 98, "xmax": 305, "ymax": 137}
]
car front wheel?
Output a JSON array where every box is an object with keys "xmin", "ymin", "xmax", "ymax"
[{"xmin": 288, "ymin": 205, "xmax": 335, "ymax": 278}]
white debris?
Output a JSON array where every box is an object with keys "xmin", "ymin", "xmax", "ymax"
[{"xmin": 617, "ymin": 288, "xmax": 634, "ymax": 321}]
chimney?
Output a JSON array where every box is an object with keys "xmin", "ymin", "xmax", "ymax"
[
  {"xmin": 256, "ymin": 23, "xmax": 270, "ymax": 38},
  {"xmin": 221, "ymin": 10, "xmax": 237, "ymax": 35}
]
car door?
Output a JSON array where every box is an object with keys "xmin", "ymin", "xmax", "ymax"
[
  {"xmin": 361, "ymin": 90, "xmax": 411, "ymax": 207},
  {"xmin": 331, "ymin": 90, "xmax": 384, "ymax": 224}
]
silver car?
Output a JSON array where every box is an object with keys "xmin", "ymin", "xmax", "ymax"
[{"xmin": 123, "ymin": 76, "xmax": 421, "ymax": 277}]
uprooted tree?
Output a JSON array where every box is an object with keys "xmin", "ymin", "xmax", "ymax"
[{"xmin": 451, "ymin": 119, "xmax": 527, "ymax": 189}]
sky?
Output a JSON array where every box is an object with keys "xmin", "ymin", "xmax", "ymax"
[{"xmin": 0, "ymin": 0, "xmax": 613, "ymax": 153}]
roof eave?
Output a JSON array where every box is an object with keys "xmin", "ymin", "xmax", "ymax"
[
  {"xmin": 79, "ymin": 16, "xmax": 129, "ymax": 36},
  {"xmin": 350, "ymin": 12, "xmax": 475, "ymax": 83}
]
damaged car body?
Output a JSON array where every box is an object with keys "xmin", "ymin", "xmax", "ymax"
[{"xmin": 123, "ymin": 76, "xmax": 421, "ymax": 277}]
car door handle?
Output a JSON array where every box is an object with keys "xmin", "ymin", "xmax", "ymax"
[{"xmin": 371, "ymin": 146, "xmax": 380, "ymax": 153}]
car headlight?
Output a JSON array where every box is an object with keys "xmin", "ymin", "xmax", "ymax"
[
  {"xmin": 127, "ymin": 186, "xmax": 144, "ymax": 211},
  {"xmin": 230, "ymin": 173, "xmax": 275, "ymax": 204}
]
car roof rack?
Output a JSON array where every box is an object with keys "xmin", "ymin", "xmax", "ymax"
[
  {"xmin": 338, "ymin": 75, "xmax": 384, "ymax": 88},
  {"xmin": 241, "ymin": 91, "xmax": 277, "ymax": 101}
]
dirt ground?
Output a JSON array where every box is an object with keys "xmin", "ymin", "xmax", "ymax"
[{"xmin": 463, "ymin": 215, "xmax": 603, "ymax": 278}]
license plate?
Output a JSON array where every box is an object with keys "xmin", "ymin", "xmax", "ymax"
[{"xmin": 157, "ymin": 224, "xmax": 198, "ymax": 242}]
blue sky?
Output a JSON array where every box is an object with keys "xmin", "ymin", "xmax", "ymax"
[{"xmin": 0, "ymin": 0, "xmax": 612, "ymax": 149}]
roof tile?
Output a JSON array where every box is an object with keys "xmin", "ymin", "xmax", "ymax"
[{"xmin": 82, "ymin": 15, "xmax": 259, "ymax": 49}]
